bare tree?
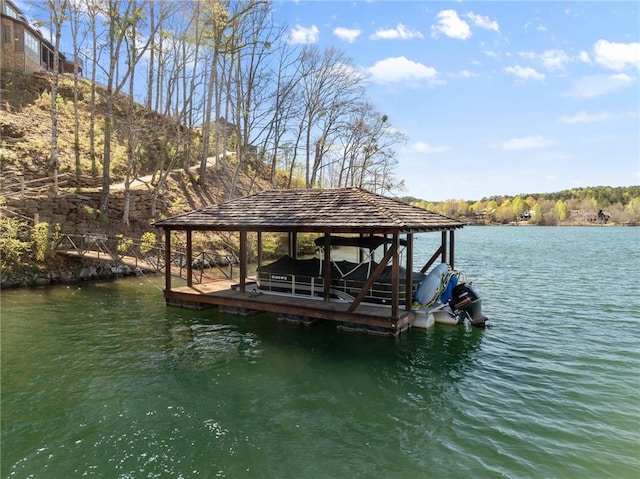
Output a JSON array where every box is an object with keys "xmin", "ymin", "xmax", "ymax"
[
  {"xmin": 145, "ymin": 0, "xmax": 155, "ymax": 110},
  {"xmin": 66, "ymin": 0, "xmax": 84, "ymax": 180},
  {"xmin": 44, "ymin": 0, "xmax": 68, "ymax": 196},
  {"xmin": 292, "ymin": 46, "xmax": 365, "ymax": 188},
  {"xmin": 99, "ymin": 0, "xmax": 169, "ymax": 218},
  {"xmin": 328, "ymin": 103, "xmax": 406, "ymax": 194},
  {"xmin": 198, "ymin": 0, "xmax": 230, "ymax": 185},
  {"xmin": 228, "ymin": 1, "xmax": 278, "ymax": 196},
  {"xmin": 84, "ymin": 0, "xmax": 101, "ymax": 179},
  {"xmin": 122, "ymin": 0, "xmax": 141, "ymax": 226},
  {"xmin": 259, "ymin": 42, "xmax": 303, "ymax": 188}
]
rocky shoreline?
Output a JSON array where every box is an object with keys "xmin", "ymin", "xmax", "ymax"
[{"xmin": 0, "ymin": 256, "xmax": 155, "ymax": 290}]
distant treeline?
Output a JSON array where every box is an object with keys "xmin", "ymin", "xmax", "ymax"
[{"xmin": 405, "ymin": 186, "xmax": 640, "ymax": 225}]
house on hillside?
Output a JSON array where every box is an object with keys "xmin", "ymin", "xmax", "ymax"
[{"xmin": 0, "ymin": 0, "xmax": 81, "ymax": 75}]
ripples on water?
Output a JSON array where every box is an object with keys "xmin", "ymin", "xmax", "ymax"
[{"xmin": 1, "ymin": 227, "xmax": 639, "ymax": 478}]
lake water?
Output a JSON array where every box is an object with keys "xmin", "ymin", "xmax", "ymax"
[{"xmin": 2, "ymin": 226, "xmax": 639, "ymax": 478}]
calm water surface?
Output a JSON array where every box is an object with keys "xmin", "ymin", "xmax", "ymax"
[{"xmin": 2, "ymin": 226, "xmax": 639, "ymax": 478}]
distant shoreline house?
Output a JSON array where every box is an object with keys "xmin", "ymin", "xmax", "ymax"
[{"xmin": 0, "ymin": 0, "xmax": 81, "ymax": 75}]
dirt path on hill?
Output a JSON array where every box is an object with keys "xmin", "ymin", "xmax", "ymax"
[{"xmin": 109, "ymin": 153, "xmax": 231, "ymax": 191}]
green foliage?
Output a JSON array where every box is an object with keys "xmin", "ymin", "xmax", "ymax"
[
  {"xmin": 83, "ymin": 205, "xmax": 99, "ymax": 217},
  {"xmin": 625, "ymin": 197, "xmax": 640, "ymax": 216},
  {"xmin": 140, "ymin": 232, "xmax": 157, "ymax": 256},
  {"xmin": 412, "ymin": 186, "xmax": 639, "ymax": 225},
  {"xmin": 32, "ymin": 222, "xmax": 52, "ymax": 261},
  {"xmin": 496, "ymin": 200, "xmax": 514, "ymax": 223},
  {"xmin": 540, "ymin": 186, "xmax": 640, "ymax": 207},
  {"xmin": 116, "ymin": 234, "xmax": 134, "ymax": 254},
  {"xmin": 531, "ymin": 203, "xmax": 544, "ymax": 225},
  {"xmin": 512, "ymin": 196, "xmax": 526, "ymax": 215},
  {"xmin": 486, "ymin": 200, "xmax": 498, "ymax": 220},
  {"xmin": 0, "ymin": 216, "xmax": 30, "ymax": 276},
  {"xmin": 554, "ymin": 200, "xmax": 569, "ymax": 221},
  {"xmin": 260, "ymin": 233, "xmax": 286, "ymax": 258},
  {"xmin": 258, "ymin": 232, "xmax": 319, "ymax": 259}
]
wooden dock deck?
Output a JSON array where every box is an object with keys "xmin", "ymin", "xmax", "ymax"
[{"xmin": 165, "ymin": 280, "xmax": 414, "ymax": 335}]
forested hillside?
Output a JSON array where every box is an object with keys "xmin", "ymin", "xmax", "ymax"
[
  {"xmin": 2, "ymin": 0, "xmax": 405, "ymax": 224},
  {"xmin": 407, "ymin": 185, "xmax": 640, "ymax": 225}
]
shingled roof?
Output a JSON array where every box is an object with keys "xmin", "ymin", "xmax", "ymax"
[{"xmin": 154, "ymin": 187, "xmax": 464, "ymax": 233}]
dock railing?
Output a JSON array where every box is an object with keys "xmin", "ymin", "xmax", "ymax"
[{"xmin": 56, "ymin": 234, "xmax": 236, "ymax": 283}]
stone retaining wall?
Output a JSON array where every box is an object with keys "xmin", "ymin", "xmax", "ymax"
[{"xmin": 5, "ymin": 188, "xmax": 160, "ymax": 235}]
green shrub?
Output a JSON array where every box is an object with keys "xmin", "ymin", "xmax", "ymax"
[
  {"xmin": 140, "ymin": 232, "xmax": 157, "ymax": 255},
  {"xmin": 32, "ymin": 222, "xmax": 61, "ymax": 261},
  {"xmin": 116, "ymin": 234, "xmax": 133, "ymax": 254},
  {"xmin": 0, "ymin": 216, "xmax": 30, "ymax": 276}
]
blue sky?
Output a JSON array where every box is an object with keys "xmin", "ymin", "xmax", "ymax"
[
  {"xmin": 16, "ymin": 0, "xmax": 639, "ymax": 201},
  {"xmin": 273, "ymin": 1, "xmax": 639, "ymax": 201}
]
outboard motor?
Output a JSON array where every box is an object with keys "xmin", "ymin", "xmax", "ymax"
[{"xmin": 449, "ymin": 283, "xmax": 487, "ymax": 327}]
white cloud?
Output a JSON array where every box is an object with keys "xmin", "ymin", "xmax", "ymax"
[
  {"xmin": 492, "ymin": 135, "xmax": 557, "ymax": 150},
  {"xmin": 466, "ymin": 12, "xmax": 499, "ymax": 32},
  {"xmin": 578, "ymin": 51, "xmax": 592, "ymax": 64},
  {"xmin": 288, "ymin": 25, "xmax": 319, "ymax": 45},
  {"xmin": 333, "ymin": 27, "xmax": 361, "ymax": 43},
  {"xmin": 593, "ymin": 39, "xmax": 640, "ymax": 71},
  {"xmin": 567, "ymin": 73, "xmax": 635, "ymax": 99},
  {"xmin": 541, "ymin": 49, "xmax": 570, "ymax": 70},
  {"xmin": 367, "ymin": 56, "xmax": 437, "ymax": 84},
  {"xmin": 504, "ymin": 65, "xmax": 545, "ymax": 80},
  {"xmin": 409, "ymin": 141, "xmax": 449, "ymax": 154},
  {"xmin": 524, "ymin": 21, "xmax": 547, "ymax": 33},
  {"xmin": 519, "ymin": 49, "xmax": 570, "ymax": 70},
  {"xmin": 370, "ymin": 23, "xmax": 423, "ymax": 40},
  {"xmin": 559, "ymin": 111, "xmax": 612, "ymax": 124},
  {"xmin": 457, "ymin": 69, "xmax": 479, "ymax": 78},
  {"xmin": 431, "ymin": 10, "xmax": 472, "ymax": 40}
]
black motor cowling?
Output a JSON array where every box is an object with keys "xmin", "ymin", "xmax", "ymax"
[{"xmin": 449, "ymin": 283, "xmax": 487, "ymax": 327}]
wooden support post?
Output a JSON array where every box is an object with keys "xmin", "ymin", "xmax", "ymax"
[
  {"xmin": 391, "ymin": 233, "xmax": 399, "ymax": 319},
  {"xmin": 164, "ymin": 229, "xmax": 171, "ymax": 292},
  {"xmin": 441, "ymin": 231, "xmax": 447, "ymax": 264},
  {"xmin": 323, "ymin": 233, "xmax": 331, "ymax": 301},
  {"xmin": 257, "ymin": 232, "xmax": 263, "ymax": 268},
  {"xmin": 449, "ymin": 230, "xmax": 455, "ymax": 269},
  {"xmin": 239, "ymin": 230, "xmax": 247, "ymax": 292},
  {"xmin": 420, "ymin": 245, "xmax": 443, "ymax": 274},
  {"xmin": 348, "ymin": 245, "xmax": 395, "ymax": 313},
  {"xmin": 186, "ymin": 230, "xmax": 193, "ymax": 287},
  {"xmin": 289, "ymin": 232, "xmax": 297, "ymax": 258},
  {"xmin": 405, "ymin": 233, "xmax": 413, "ymax": 311}
]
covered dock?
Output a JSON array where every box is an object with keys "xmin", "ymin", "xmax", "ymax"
[{"xmin": 154, "ymin": 187, "xmax": 464, "ymax": 336}]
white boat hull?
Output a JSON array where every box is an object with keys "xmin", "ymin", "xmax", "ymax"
[{"xmin": 412, "ymin": 311, "xmax": 435, "ymax": 329}]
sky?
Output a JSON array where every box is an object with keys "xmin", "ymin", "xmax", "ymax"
[
  {"xmin": 271, "ymin": 1, "xmax": 639, "ymax": 201},
  {"xmin": 14, "ymin": 0, "xmax": 639, "ymax": 201}
]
